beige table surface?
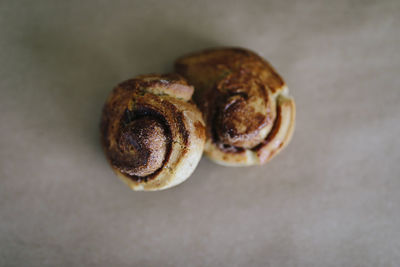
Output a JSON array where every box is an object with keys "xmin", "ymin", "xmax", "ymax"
[{"xmin": 1, "ymin": 0, "xmax": 400, "ymax": 266}]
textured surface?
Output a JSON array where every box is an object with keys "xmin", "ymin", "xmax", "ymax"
[
  {"xmin": 100, "ymin": 74, "xmax": 205, "ymax": 190},
  {"xmin": 1, "ymin": 0, "xmax": 400, "ymax": 266},
  {"xmin": 176, "ymin": 48, "xmax": 295, "ymax": 165}
]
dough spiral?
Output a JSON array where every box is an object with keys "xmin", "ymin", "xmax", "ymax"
[
  {"xmin": 101, "ymin": 74, "xmax": 205, "ymax": 190},
  {"xmin": 175, "ymin": 48, "xmax": 295, "ymax": 166}
]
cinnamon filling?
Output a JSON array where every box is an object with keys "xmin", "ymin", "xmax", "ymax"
[
  {"xmin": 117, "ymin": 117, "xmax": 167, "ymax": 177},
  {"xmin": 110, "ymin": 107, "xmax": 173, "ymax": 182},
  {"xmin": 211, "ymin": 77, "xmax": 274, "ymax": 152}
]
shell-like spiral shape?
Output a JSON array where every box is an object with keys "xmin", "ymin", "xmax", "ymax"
[
  {"xmin": 175, "ymin": 48, "xmax": 295, "ymax": 166},
  {"xmin": 101, "ymin": 74, "xmax": 205, "ymax": 190}
]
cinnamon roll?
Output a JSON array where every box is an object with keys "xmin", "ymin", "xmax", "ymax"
[
  {"xmin": 101, "ymin": 74, "xmax": 205, "ymax": 190},
  {"xmin": 175, "ymin": 48, "xmax": 295, "ymax": 166}
]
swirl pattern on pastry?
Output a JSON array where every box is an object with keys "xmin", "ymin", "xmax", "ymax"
[
  {"xmin": 101, "ymin": 74, "xmax": 205, "ymax": 190},
  {"xmin": 175, "ymin": 48, "xmax": 295, "ymax": 166}
]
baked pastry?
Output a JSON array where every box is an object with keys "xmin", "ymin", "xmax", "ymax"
[
  {"xmin": 101, "ymin": 74, "xmax": 205, "ymax": 191},
  {"xmin": 175, "ymin": 48, "xmax": 295, "ymax": 166}
]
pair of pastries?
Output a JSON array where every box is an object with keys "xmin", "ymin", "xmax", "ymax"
[{"xmin": 101, "ymin": 48, "xmax": 295, "ymax": 191}]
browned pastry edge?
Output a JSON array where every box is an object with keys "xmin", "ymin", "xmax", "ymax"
[
  {"xmin": 175, "ymin": 47, "xmax": 295, "ymax": 166},
  {"xmin": 203, "ymin": 95, "xmax": 295, "ymax": 166},
  {"xmin": 101, "ymin": 74, "xmax": 205, "ymax": 190}
]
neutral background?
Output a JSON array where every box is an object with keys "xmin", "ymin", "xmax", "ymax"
[{"xmin": 1, "ymin": 0, "xmax": 399, "ymax": 266}]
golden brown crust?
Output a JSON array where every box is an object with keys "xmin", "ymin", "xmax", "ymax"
[
  {"xmin": 175, "ymin": 47, "xmax": 295, "ymax": 166},
  {"xmin": 101, "ymin": 74, "xmax": 205, "ymax": 190}
]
